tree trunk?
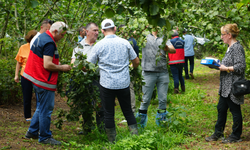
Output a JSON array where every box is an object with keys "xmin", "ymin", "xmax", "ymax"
[{"xmin": 0, "ymin": 7, "xmax": 11, "ymax": 55}]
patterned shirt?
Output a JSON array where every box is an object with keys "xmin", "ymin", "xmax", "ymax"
[
  {"xmin": 141, "ymin": 34, "xmax": 172, "ymax": 72},
  {"xmin": 219, "ymin": 41, "xmax": 245, "ymax": 105},
  {"xmin": 87, "ymin": 34, "xmax": 137, "ymax": 89}
]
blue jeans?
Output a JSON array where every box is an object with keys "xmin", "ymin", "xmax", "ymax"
[
  {"xmin": 28, "ymin": 84, "xmax": 55, "ymax": 142},
  {"xmin": 139, "ymin": 71, "xmax": 169, "ymax": 110},
  {"xmin": 184, "ymin": 56, "xmax": 194, "ymax": 79},
  {"xmin": 170, "ymin": 64, "xmax": 185, "ymax": 88}
]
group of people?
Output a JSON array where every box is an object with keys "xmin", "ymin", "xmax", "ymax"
[{"xmin": 14, "ymin": 18, "xmax": 245, "ymax": 146}]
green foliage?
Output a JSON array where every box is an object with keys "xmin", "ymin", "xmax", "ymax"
[
  {"xmin": 113, "ymin": 130, "xmax": 157, "ymax": 150},
  {"xmin": 55, "ymin": 54, "xmax": 100, "ymax": 131},
  {"xmin": 164, "ymin": 105, "xmax": 190, "ymax": 132},
  {"xmin": 0, "ymin": 59, "xmax": 22, "ymax": 105}
]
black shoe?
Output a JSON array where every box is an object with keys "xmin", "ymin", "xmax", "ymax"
[
  {"xmin": 39, "ymin": 137, "xmax": 61, "ymax": 145},
  {"xmin": 205, "ymin": 134, "xmax": 224, "ymax": 142},
  {"xmin": 222, "ymin": 136, "xmax": 242, "ymax": 144},
  {"xmin": 25, "ymin": 131, "xmax": 38, "ymax": 139}
]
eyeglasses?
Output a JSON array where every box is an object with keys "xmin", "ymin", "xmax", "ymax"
[{"xmin": 221, "ymin": 33, "xmax": 227, "ymax": 36}]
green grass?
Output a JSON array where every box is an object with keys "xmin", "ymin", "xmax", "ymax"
[
  {"xmin": 2, "ymin": 59, "xmax": 250, "ymax": 149},
  {"xmin": 51, "ymin": 60, "xmax": 221, "ymax": 149}
]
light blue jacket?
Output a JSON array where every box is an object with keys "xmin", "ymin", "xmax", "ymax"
[{"xmin": 183, "ymin": 34, "xmax": 195, "ymax": 57}]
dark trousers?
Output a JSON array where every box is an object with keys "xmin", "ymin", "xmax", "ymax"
[
  {"xmin": 21, "ymin": 76, "xmax": 33, "ymax": 118},
  {"xmin": 170, "ymin": 63, "xmax": 185, "ymax": 88},
  {"xmin": 184, "ymin": 56, "xmax": 194, "ymax": 79},
  {"xmin": 100, "ymin": 85, "xmax": 136, "ymax": 128},
  {"xmin": 214, "ymin": 96, "xmax": 242, "ymax": 139}
]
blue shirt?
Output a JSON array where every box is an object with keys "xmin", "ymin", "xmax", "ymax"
[
  {"xmin": 128, "ymin": 37, "xmax": 139, "ymax": 57},
  {"xmin": 78, "ymin": 35, "xmax": 86, "ymax": 43},
  {"xmin": 183, "ymin": 34, "xmax": 195, "ymax": 56},
  {"xmin": 87, "ymin": 34, "xmax": 137, "ymax": 89}
]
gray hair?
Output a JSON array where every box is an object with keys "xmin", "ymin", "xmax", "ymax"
[
  {"xmin": 172, "ymin": 30, "xmax": 179, "ymax": 37},
  {"xmin": 86, "ymin": 22, "xmax": 98, "ymax": 30},
  {"xmin": 49, "ymin": 21, "xmax": 68, "ymax": 34}
]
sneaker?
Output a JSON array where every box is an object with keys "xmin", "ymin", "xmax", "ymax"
[
  {"xmin": 205, "ymin": 134, "xmax": 224, "ymax": 142},
  {"xmin": 222, "ymin": 136, "xmax": 242, "ymax": 144},
  {"xmin": 25, "ymin": 131, "xmax": 38, "ymax": 139},
  {"xmin": 39, "ymin": 137, "xmax": 61, "ymax": 145}
]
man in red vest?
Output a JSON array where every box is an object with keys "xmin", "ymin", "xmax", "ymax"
[
  {"xmin": 169, "ymin": 30, "xmax": 185, "ymax": 94},
  {"xmin": 23, "ymin": 21, "xmax": 71, "ymax": 145}
]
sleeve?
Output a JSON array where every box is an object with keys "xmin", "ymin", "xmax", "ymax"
[
  {"xmin": 166, "ymin": 39, "xmax": 172, "ymax": 46},
  {"xmin": 87, "ymin": 45, "xmax": 98, "ymax": 64},
  {"xmin": 128, "ymin": 38, "xmax": 139, "ymax": 57},
  {"xmin": 71, "ymin": 47, "xmax": 78, "ymax": 59},
  {"xmin": 15, "ymin": 46, "xmax": 23, "ymax": 63},
  {"xmin": 128, "ymin": 42, "xmax": 137, "ymax": 60},
  {"xmin": 43, "ymin": 43, "xmax": 56, "ymax": 57},
  {"xmin": 233, "ymin": 45, "xmax": 246, "ymax": 74}
]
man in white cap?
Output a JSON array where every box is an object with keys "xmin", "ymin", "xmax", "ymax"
[{"xmin": 87, "ymin": 19, "xmax": 140, "ymax": 143}]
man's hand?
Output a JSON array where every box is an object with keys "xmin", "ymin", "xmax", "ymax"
[
  {"xmin": 165, "ymin": 45, "xmax": 176, "ymax": 54},
  {"xmin": 61, "ymin": 65, "xmax": 72, "ymax": 72}
]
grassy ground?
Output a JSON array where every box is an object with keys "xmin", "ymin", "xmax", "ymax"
[{"xmin": 1, "ymin": 59, "xmax": 250, "ymax": 149}]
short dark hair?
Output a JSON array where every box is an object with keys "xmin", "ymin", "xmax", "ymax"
[
  {"xmin": 86, "ymin": 22, "xmax": 98, "ymax": 30},
  {"xmin": 25, "ymin": 30, "xmax": 38, "ymax": 43},
  {"xmin": 103, "ymin": 23, "xmax": 114, "ymax": 32},
  {"xmin": 78, "ymin": 26, "xmax": 86, "ymax": 33},
  {"xmin": 41, "ymin": 19, "xmax": 54, "ymax": 26}
]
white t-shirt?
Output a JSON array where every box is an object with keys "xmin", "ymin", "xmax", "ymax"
[{"xmin": 30, "ymin": 32, "xmax": 41, "ymax": 49}]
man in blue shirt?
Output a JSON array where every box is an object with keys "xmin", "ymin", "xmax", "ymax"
[
  {"xmin": 78, "ymin": 26, "xmax": 86, "ymax": 43},
  {"xmin": 87, "ymin": 19, "xmax": 140, "ymax": 143},
  {"xmin": 183, "ymin": 30, "xmax": 195, "ymax": 79}
]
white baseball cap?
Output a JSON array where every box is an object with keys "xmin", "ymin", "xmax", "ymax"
[{"xmin": 101, "ymin": 19, "xmax": 115, "ymax": 29}]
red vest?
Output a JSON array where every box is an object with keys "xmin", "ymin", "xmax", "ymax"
[
  {"xmin": 168, "ymin": 36, "xmax": 185, "ymax": 65},
  {"xmin": 23, "ymin": 30, "xmax": 59, "ymax": 91}
]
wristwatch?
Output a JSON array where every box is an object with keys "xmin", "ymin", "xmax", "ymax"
[{"xmin": 227, "ymin": 67, "xmax": 230, "ymax": 73}]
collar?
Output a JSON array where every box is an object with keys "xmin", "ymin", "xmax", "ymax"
[
  {"xmin": 105, "ymin": 34, "xmax": 117, "ymax": 38},
  {"xmin": 46, "ymin": 30, "xmax": 57, "ymax": 47},
  {"xmin": 172, "ymin": 36, "xmax": 179, "ymax": 39}
]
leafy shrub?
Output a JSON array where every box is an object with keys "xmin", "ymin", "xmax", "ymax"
[
  {"xmin": 0, "ymin": 59, "xmax": 22, "ymax": 105},
  {"xmin": 113, "ymin": 130, "xmax": 157, "ymax": 150}
]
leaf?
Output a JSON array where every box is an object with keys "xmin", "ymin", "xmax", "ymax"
[
  {"xmin": 105, "ymin": 8, "xmax": 115, "ymax": 18},
  {"xmin": 236, "ymin": 3, "xmax": 245, "ymax": 10},
  {"xmin": 173, "ymin": 120, "xmax": 179, "ymax": 125},
  {"xmin": 165, "ymin": 20, "xmax": 171, "ymax": 30},
  {"xmin": 157, "ymin": 18, "xmax": 166, "ymax": 27},
  {"xmin": 139, "ymin": 0, "xmax": 147, "ymax": 4},
  {"xmin": 242, "ymin": 0, "xmax": 250, "ymax": 4},
  {"xmin": 30, "ymin": 0, "xmax": 39, "ymax": 8},
  {"xmin": 179, "ymin": 112, "xmax": 186, "ymax": 117},
  {"xmin": 116, "ymin": 5, "xmax": 125, "ymax": 14},
  {"xmin": 149, "ymin": 4, "xmax": 159, "ymax": 16},
  {"xmin": 128, "ymin": 9, "xmax": 134, "ymax": 15}
]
